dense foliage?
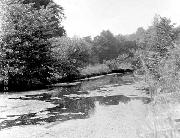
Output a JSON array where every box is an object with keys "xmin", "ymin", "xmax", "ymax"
[
  {"xmin": 0, "ymin": 0, "xmax": 65, "ymax": 90},
  {"xmin": 135, "ymin": 15, "xmax": 180, "ymax": 97},
  {"xmin": 50, "ymin": 37, "xmax": 92, "ymax": 81},
  {"xmin": 21, "ymin": 0, "xmax": 66, "ymax": 37},
  {"xmin": 1, "ymin": 0, "xmax": 171, "ymax": 92},
  {"xmin": 92, "ymin": 30, "xmax": 137, "ymax": 63}
]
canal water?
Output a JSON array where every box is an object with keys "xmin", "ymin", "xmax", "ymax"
[{"xmin": 0, "ymin": 73, "xmax": 179, "ymax": 138}]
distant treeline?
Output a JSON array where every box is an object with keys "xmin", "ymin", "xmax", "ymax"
[{"xmin": 1, "ymin": 0, "xmax": 179, "ymax": 91}]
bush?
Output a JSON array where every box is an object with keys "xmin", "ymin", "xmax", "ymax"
[
  {"xmin": 50, "ymin": 36, "xmax": 92, "ymax": 80},
  {"xmin": 136, "ymin": 15, "xmax": 178, "ymax": 97},
  {"xmin": 80, "ymin": 64, "xmax": 110, "ymax": 76},
  {"xmin": 104, "ymin": 54, "xmax": 133, "ymax": 70}
]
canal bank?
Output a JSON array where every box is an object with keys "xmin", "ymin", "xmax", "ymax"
[{"xmin": 0, "ymin": 73, "xmax": 180, "ymax": 138}]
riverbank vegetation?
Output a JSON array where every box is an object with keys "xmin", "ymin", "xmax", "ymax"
[
  {"xmin": 0, "ymin": 0, "xmax": 180, "ymax": 92},
  {"xmin": 134, "ymin": 15, "xmax": 180, "ymax": 101},
  {"xmin": 131, "ymin": 16, "xmax": 180, "ymax": 137},
  {"xmin": 0, "ymin": 0, "xmax": 137, "ymax": 91}
]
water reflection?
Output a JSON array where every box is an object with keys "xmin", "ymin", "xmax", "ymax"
[{"xmin": 0, "ymin": 74, "xmax": 151, "ymax": 130}]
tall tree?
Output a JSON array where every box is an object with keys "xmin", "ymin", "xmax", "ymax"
[
  {"xmin": 136, "ymin": 15, "xmax": 176, "ymax": 96},
  {"xmin": 0, "ymin": 0, "xmax": 65, "ymax": 90},
  {"xmin": 50, "ymin": 36, "xmax": 92, "ymax": 80},
  {"xmin": 93, "ymin": 30, "xmax": 119, "ymax": 63},
  {"xmin": 21, "ymin": 0, "xmax": 66, "ymax": 37}
]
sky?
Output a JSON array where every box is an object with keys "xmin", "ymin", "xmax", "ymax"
[{"xmin": 55, "ymin": 0, "xmax": 179, "ymax": 37}]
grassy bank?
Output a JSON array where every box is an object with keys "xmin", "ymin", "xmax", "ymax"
[
  {"xmin": 0, "ymin": 63, "xmax": 134, "ymax": 92},
  {"xmin": 52, "ymin": 63, "xmax": 133, "ymax": 83}
]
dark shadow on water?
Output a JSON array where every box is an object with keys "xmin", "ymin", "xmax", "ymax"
[{"xmin": 0, "ymin": 74, "xmax": 151, "ymax": 130}]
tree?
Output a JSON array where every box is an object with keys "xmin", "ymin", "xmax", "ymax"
[
  {"xmin": 50, "ymin": 37, "xmax": 92, "ymax": 81},
  {"xmin": 0, "ymin": 0, "xmax": 65, "ymax": 38},
  {"xmin": 136, "ymin": 15, "xmax": 176, "ymax": 96},
  {"xmin": 0, "ymin": 0, "xmax": 65, "ymax": 90},
  {"xmin": 93, "ymin": 30, "xmax": 119, "ymax": 63},
  {"xmin": 10, "ymin": 0, "xmax": 66, "ymax": 37}
]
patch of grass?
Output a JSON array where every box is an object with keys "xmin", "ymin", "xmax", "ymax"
[
  {"xmin": 80, "ymin": 64, "xmax": 110, "ymax": 76},
  {"xmin": 104, "ymin": 58, "xmax": 133, "ymax": 71}
]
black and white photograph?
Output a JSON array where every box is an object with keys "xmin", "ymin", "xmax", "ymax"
[{"xmin": 0, "ymin": 0, "xmax": 180, "ymax": 137}]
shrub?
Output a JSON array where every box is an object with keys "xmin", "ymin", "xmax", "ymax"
[
  {"xmin": 104, "ymin": 54, "xmax": 133, "ymax": 70},
  {"xmin": 80, "ymin": 64, "xmax": 110, "ymax": 76},
  {"xmin": 136, "ymin": 15, "xmax": 177, "ymax": 97},
  {"xmin": 50, "ymin": 36, "xmax": 92, "ymax": 80}
]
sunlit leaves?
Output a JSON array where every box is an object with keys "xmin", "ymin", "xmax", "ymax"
[
  {"xmin": 0, "ymin": 0, "xmax": 65, "ymax": 90},
  {"xmin": 50, "ymin": 36, "xmax": 92, "ymax": 78},
  {"xmin": 137, "ymin": 15, "xmax": 178, "ymax": 96}
]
